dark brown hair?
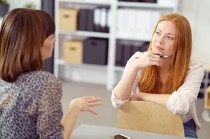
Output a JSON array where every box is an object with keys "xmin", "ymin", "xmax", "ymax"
[{"xmin": 0, "ymin": 8, "xmax": 55, "ymax": 82}]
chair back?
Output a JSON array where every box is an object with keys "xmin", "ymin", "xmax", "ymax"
[{"xmin": 116, "ymin": 101, "xmax": 184, "ymax": 136}]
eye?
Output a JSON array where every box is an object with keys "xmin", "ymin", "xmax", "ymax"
[
  {"xmin": 155, "ymin": 31, "xmax": 161, "ymax": 36},
  {"xmin": 167, "ymin": 36, "xmax": 174, "ymax": 40}
]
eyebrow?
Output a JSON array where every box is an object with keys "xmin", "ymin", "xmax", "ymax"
[{"xmin": 156, "ymin": 28, "xmax": 175, "ymax": 36}]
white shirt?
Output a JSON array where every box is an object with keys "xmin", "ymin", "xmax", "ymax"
[{"xmin": 111, "ymin": 52, "xmax": 204, "ymax": 129}]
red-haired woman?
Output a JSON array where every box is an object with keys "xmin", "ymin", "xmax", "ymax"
[{"xmin": 111, "ymin": 13, "xmax": 204, "ymax": 139}]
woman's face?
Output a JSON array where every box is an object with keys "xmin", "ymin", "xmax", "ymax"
[
  {"xmin": 41, "ymin": 34, "xmax": 56, "ymax": 60},
  {"xmin": 151, "ymin": 21, "xmax": 176, "ymax": 57}
]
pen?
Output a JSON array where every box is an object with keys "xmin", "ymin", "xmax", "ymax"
[{"xmin": 155, "ymin": 53, "xmax": 169, "ymax": 58}]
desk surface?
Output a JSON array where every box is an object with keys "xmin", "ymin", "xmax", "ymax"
[{"xmin": 71, "ymin": 124, "xmax": 190, "ymax": 139}]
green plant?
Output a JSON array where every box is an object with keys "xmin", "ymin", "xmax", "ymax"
[
  {"xmin": 0, "ymin": 0, "xmax": 8, "ymax": 4},
  {"xmin": 24, "ymin": 2, "xmax": 36, "ymax": 9}
]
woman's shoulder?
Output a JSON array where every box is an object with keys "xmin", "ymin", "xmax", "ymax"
[
  {"xmin": 17, "ymin": 70, "xmax": 61, "ymax": 86},
  {"xmin": 32, "ymin": 71, "xmax": 58, "ymax": 80},
  {"xmin": 189, "ymin": 61, "xmax": 204, "ymax": 71},
  {"xmin": 188, "ymin": 62, "xmax": 204, "ymax": 75}
]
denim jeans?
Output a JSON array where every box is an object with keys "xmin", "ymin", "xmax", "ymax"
[{"xmin": 183, "ymin": 119, "xmax": 198, "ymax": 139}]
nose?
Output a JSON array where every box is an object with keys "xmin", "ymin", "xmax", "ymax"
[{"xmin": 157, "ymin": 35, "xmax": 164, "ymax": 44}]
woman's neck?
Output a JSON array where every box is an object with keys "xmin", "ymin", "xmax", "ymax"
[
  {"xmin": 159, "ymin": 60, "xmax": 172, "ymax": 74},
  {"xmin": 158, "ymin": 58, "xmax": 173, "ymax": 83}
]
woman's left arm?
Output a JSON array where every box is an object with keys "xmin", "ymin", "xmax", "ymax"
[
  {"xmin": 131, "ymin": 63, "xmax": 204, "ymax": 114},
  {"xmin": 131, "ymin": 92, "xmax": 170, "ymax": 107},
  {"xmin": 166, "ymin": 63, "xmax": 204, "ymax": 114}
]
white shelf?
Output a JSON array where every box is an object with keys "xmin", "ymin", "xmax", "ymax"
[
  {"xmin": 114, "ymin": 66, "xmax": 124, "ymax": 72},
  {"xmin": 118, "ymin": 2, "xmax": 175, "ymax": 9},
  {"xmin": 59, "ymin": 30, "xmax": 110, "ymax": 38},
  {"xmin": 117, "ymin": 35, "xmax": 150, "ymax": 41},
  {"xmin": 59, "ymin": 0, "xmax": 111, "ymax": 5},
  {"xmin": 57, "ymin": 59, "xmax": 108, "ymax": 70},
  {"xmin": 55, "ymin": 0, "xmax": 179, "ymax": 90}
]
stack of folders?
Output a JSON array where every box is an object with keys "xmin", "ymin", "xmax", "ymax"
[
  {"xmin": 115, "ymin": 40, "xmax": 149, "ymax": 67},
  {"xmin": 117, "ymin": 9, "xmax": 160, "ymax": 40},
  {"xmin": 78, "ymin": 7, "xmax": 110, "ymax": 33}
]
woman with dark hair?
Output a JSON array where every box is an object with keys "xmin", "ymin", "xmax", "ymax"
[
  {"xmin": 0, "ymin": 8, "xmax": 101, "ymax": 139},
  {"xmin": 111, "ymin": 13, "xmax": 204, "ymax": 138}
]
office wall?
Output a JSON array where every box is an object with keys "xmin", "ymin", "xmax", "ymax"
[
  {"xmin": 9, "ymin": 0, "xmax": 41, "ymax": 9},
  {"xmin": 180, "ymin": 0, "xmax": 210, "ymax": 69}
]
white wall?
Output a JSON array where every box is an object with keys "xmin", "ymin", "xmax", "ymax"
[
  {"xmin": 8, "ymin": 0, "xmax": 41, "ymax": 10},
  {"xmin": 180, "ymin": 0, "xmax": 210, "ymax": 69},
  {"xmin": 0, "ymin": 0, "xmax": 40, "ymax": 26}
]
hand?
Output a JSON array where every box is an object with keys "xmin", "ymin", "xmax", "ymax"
[
  {"xmin": 133, "ymin": 51, "xmax": 160, "ymax": 69},
  {"xmin": 70, "ymin": 96, "xmax": 102, "ymax": 115}
]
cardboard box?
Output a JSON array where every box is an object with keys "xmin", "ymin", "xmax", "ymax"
[
  {"xmin": 59, "ymin": 8, "xmax": 78, "ymax": 31},
  {"xmin": 63, "ymin": 40, "xmax": 83, "ymax": 64},
  {"xmin": 204, "ymin": 86, "xmax": 210, "ymax": 109}
]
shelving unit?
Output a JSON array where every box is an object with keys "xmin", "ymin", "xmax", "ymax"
[{"xmin": 54, "ymin": 0, "xmax": 179, "ymax": 90}]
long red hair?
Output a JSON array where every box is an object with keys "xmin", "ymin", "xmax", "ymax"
[{"xmin": 139, "ymin": 13, "xmax": 192, "ymax": 94}]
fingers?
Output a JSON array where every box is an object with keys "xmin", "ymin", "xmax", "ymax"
[
  {"xmin": 84, "ymin": 96, "xmax": 101, "ymax": 102},
  {"xmin": 76, "ymin": 96, "xmax": 102, "ymax": 115},
  {"xmin": 89, "ymin": 101, "xmax": 102, "ymax": 107},
  {"xmin": 70, "ymin": 96, "xmax": 102, "ymax": 116},
  {"xmin": 145, "ymin": 51, "xmax": 161, "ymax": 59},
  {"xmin": 85, "ymin": 96, "xmax": 102, "ymax": 107},
  {"xmin": 88, "ymin": 109, "xmax": 98, "ymax": 115},
  {"xmin": 86, "ymin": 96, "xmax": 102, "ymax": 115},
  {"xmin": 138, "ymin": 51, "xmax": 160, "ymax": 67},
  {"xmin": 148, "ymin": 55, "xmax": 160, "ymax": 66}
]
